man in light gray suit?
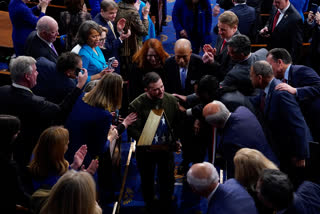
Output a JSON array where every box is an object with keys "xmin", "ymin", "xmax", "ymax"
[{"xmin": 220, "ymin": 34, "xmax": 267, "ymax": 96}]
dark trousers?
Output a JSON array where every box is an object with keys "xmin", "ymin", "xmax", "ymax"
[{"xmin": 136, "ymin": 149, "xmax": 175, "ymax": 210}]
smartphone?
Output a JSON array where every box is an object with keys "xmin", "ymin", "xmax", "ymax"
[
  {"xmin": 107, "ymin": 57, "xmax": 116, "ymax": 69},
  {"xmin": 75, "ymin": 67, "xmax": 82, "ymax": 76},
  {"xmin": 311, "ymin": 3, "xmax": 319, "ymax": 14}
]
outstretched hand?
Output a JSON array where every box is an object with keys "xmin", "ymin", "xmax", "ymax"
[
  {"xmin": 117, "ymin": 18, "xmax": 126, "ymax": 33},
  {"xmin": 122, "ymin": 112, "xmax": 138, "ymax": 128},
  {"xmin": 81, "ymin": 159, "xmax": 99, "ymax": 175},
  {"xmin": 71, "ymin": 145, "xmax": 87, "ymax": 170}
]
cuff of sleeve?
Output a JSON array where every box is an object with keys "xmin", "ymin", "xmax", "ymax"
[
  {"xmin": 186, "ymin": 108, "xmax": 192, "ymax": 116},
  {"xmin": 118, "ymin": 37, "xmax": 123, "ymax": 43}
]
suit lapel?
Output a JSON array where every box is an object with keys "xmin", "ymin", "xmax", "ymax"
[
  {"xmin": 264, "ymin": 79, "xmax": 277, "ymax": 115},
  {"xmin": 84, "ymin": 45, "xmax": 106, "ymax": 65},
  {"xmin": 274, "ymin": 5, "xmax": 291, "ymax": 32}
]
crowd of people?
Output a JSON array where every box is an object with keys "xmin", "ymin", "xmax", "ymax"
[{"xmin": 1, "ymin": 0, "xmax": 320, "ymax": 213}]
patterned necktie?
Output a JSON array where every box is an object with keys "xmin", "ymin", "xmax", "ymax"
[
  {"xmin": 180, "ymin": 68, "xmax": 186, "ymax": 90},
  {"xmin": 108, "ymin": 21, "xmax": 117, "ymax": 38},
  {"xmin": 272, "ymin": 10, "xmax": 281, "ymax": 32},
  {"xmin": 282, "ymin": 78, "xmax": 287, "ymax": 83},
  {"xmin": 50, "ymin": 43, "xmax": 58, "ymax": 55}
]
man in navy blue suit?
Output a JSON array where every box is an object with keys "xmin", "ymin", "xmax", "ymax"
[
  {"xmin": 250, "ymin": 61, "xmax": 312, "ymax": 185},
  {"xmin": 266, "ymin": 48, "xmax": 320, "ymax": 143},
  {"xmin": 229, "ymin": 0, "xmax": 256, "ymax": 41},
  {"xmin": 93, "ymin": 0, "xmax": 131, "ymax": 74},
  {"xmin": 257, "ymin": 169, "xmax": 320, "ymax": 214},
  {"xmin": 203, "ymin": 100, "xmax": 278, "ymax": 178},
  {"xmin": 187, "ymin": 162, "xmax": 258, "ymax": 214},
  {"xmin": 32, "ymin": 52, "xmax": 82, "ymax": 104}
]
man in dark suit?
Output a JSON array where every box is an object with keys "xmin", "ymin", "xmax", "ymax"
[
  {"xmin": 164, "ymin": 38, "xmax": 205, "ymax": 95},
  {"xmin": 203, "ymin": 11, "xmax": 239, "ymax": 81},
  {"xmin": 266, "ymin": 48, "xmax": 320, "ymax": 143},
  {"xmin": 0, "ymin": 56, "xmax": 87, "ymax": 170},
  {"xmin": 24, "ymin": 16, "xmax": 59, "ymax": 63},
  {"xmin": 93, "ymin": 0, "xmax": 130, "ymax": 74},
  {"xmin": 187, "ymin": 162, "xmax": 258, "ymax": 214},
  {"xmin": 32, "ymin": 52, "xmax": 83, "ymax": 104},
  {"xmin": 257, "ymin": 169, "xmax": 320, "ymax": 214},
  {"xmin": 229, "ymin": 0, "xmax": 256, "ymax": 40},
  {"xmin": 203, "ymin": 101, "xmax": 278, "ymax": 178},
  {"xmin": 259, "ymin": 0, "xmax": 303, "ymax": 62},
  {"xmin": 164, "ymin": 38, "xmax": 206, "ymax": 174},
  {"xmin": 220, "ymin": 34, "xmax": 267, "ymax": 96},
  {"xmin": 250, "ymin": 60, "xmax": 312, "ymax": 185}
]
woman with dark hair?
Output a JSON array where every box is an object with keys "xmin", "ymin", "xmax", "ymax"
[
  {"xmin": 60, "ymin": 0, "xmax": 92, "ymax": 51},
  {"xmin": 172, "ymin": 0, "xmax": 212, "ymax": 54},
  {"xmin": 129, "ymin": 38, "xmax": 169, "ymax": 101},
  {"xmin": 77, "ymin": 20, "xmax": 112, "ymax": 82},
  {"xmin": 29, "ymin": 126, "xmax": 98, "ymax": 191},
  {"xmin": 0, "ymin": 115, "xmax": 30, "ymax": 213},
  {"xmin": 65, "ymin": 72, "xmax": 137, "ymax": 202}
]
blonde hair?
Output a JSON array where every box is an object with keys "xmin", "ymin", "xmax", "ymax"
[
  {"xmin": 40, "ymin": 170, "xmax": 102, "ymax": 214},
  {"xmin": 218, "ymin": 11, "xmax": 239, "ymax": 27},
  {"xmin": 234, "ymin": 148, "xmax": 278, "ymax": 191},
  {"xmin": 83, "ymin": 73, "xmax": 122, "ymax": 111},
  {"xmin": 29, "ymin": 126, "xmax": 69, "ymax": 178}
]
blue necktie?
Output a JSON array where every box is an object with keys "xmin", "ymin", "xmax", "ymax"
[{"xmin": 180, "ymin": 68, "xmax": 186, "ymax": 89}]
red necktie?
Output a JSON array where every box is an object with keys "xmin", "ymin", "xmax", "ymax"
[
  {"xmin": 272, "ymin": 11, "xmax": 280, "ymax": 32},
  {"xmin": 220, "ymin": 39, "xmax": 226, "ymax": 52}
]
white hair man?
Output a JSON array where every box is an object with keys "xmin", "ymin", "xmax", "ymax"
[{"xmin": 187, "ymin": 162, "xmax": 258, "ymax": 214}]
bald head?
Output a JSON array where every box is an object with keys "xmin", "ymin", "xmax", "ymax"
[
  {"xmin": 174, "ymin": 38, "xmax": 191, "ymax": 51},
  {"xmin": 37, "ymin": 16, "xmax": 59, "ymax": 43},
  {"xmin": 203, "ymin": 100, "xmax": 230, "ymax": 128},
  {"xmin": 174, "ymin": 39, "xmax": 192, "ymax": 68},
  {"xmin": 187, "ymin": 162, "xmax": 219, "ymax": 197}
]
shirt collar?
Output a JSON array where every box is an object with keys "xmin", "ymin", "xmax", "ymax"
[
  {"xmin": 208, "ymin": 183, "xmax": 219, "ymax": 202},
  {"xmin": 234, "ymin": 3, "xmax": 246, "ymax": 6},
  {"xmin": 284, "ymin": 64, "xmax": 291, "ymax": 81},
  {"xmin": 12, "ymin": 83, "xmax": 32, "ymax": 93},
  {"xmin": 264, "ymin": 77, "xmax": 275, "ymax": 96}
]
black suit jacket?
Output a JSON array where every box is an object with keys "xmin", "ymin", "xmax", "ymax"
[
  {"xmin": 24, "ymin": 31, "xmax": 58, "ymax": 63},
  {"xmin": 266, "ymin": 4, "xmax": 303, "ymax": 62},
  {"xmin": 213, "ymin": 31, "xmax": 240, "ymax": 81},
  {"xmin": 0, "ymin": 85, "xmax": 81, "ymax": 168},
  {"xmin": 164, "ymin": 54, "xmax": 205, "ymax": 95}
]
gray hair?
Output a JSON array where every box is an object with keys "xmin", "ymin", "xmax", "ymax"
[
  {"xmin": 83, "ymin": 80, "xmax": 100, "ymax": 92},
  {"xmin": 205, "ymin": 100, "xmax": 230, "ymax": 128},
  {"xmin": 251, "ymin": 60, "xmax": 273, "ymax": 78},
  {"xmin": 187, "ymin": 162, "xmax": 219, "ymax": 192},
  {"xmin": 36, "ymin": 16, "xmax": 57, "ymax": 33},
  {"xmin": 9, "ymin": 56, "xmax": 36, "ymax": 83}
]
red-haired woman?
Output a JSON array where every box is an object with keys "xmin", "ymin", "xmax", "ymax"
[{"xmin": 128, "ymin": 38, "xmax": 169, "ymax": 101}]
